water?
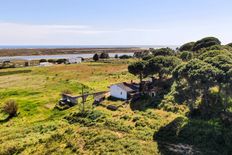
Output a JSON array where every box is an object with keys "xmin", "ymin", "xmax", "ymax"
[
  {"xmin": 0, "ymin": 45, "xmax": 179, "ymax": 61},
  {"xmin": 0, "ymin": 53, "xmax": 134, "ymax": 61}
]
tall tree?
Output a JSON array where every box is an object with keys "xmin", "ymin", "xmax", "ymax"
[
  {"xmin": 100, "ymin": 52, "xmax": 110, "ymax": 59},
  {"xmin": 128, "ymin": 61, "xmax": 147, "ymax": 92},
  {"xmin": 173, "ymin": 59, "xmax": 223, "ymax": 117},
  {"xmin": 145, "ymin": 56, "xmax": 181, "ymax": 80},
  {"xmin": 93, "ymin": 53, "xmax": 99, "ymax": 62},
  {"xmin": 204, "ymin": 55, "xmax": 232, "ymax": 111}
]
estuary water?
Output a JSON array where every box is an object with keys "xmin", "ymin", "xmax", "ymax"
[{"xmin": 0, "ymin": 53, "xmax": 134, "ymax": 61}]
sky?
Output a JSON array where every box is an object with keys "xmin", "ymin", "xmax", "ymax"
[{"xmin": 0, "ymin": 0, "xmax": 232, "ymax": 45}]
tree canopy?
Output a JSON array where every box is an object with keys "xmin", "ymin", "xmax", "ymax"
[
  {"xmin": 151, "ymin": 48, "xmax": 175, "ymax": 56},
  {"xmin": 128, "ymin": 36, "xmax": 232, "ymax": 119},
  {"xmin": 100, "ymin": 52, "xmax": 110, "ymax": 59},
  {"xmin": 227, "ymin": 43, "xmax": 232, "ymax": 47},
  {"xmin": 179, "ymin": 42, "xmax": 195, "ymax": 51},
  {"xmin": 192, "ymin": 37, "xmax": 221, "ymax": 51},
  {"xmin": 180, "ymin": 51, "xmax": 193, "ymax": 61},
  {"xmin": 128, "ymin": 61, "xmax": 147, "ymax": 91},
  {"xmin": 93, "ymin": 53, "xmax": 99, "ymax": 61},
  {"xmin": 198, "ymin": 50, "xmax": 232, "ymax": 60},
  {"xmin": 145, "ymin": 56, "xmax": 181, "ymax": 79}
]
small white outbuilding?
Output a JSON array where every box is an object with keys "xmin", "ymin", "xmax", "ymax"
[
  {"xmin": 110, "ymin": 82, "xmax": 138, "ymax": 100},
  {"xmin": 67, "ymin": 57, "xmax": 82, "ymax": 64},
  {"xmin": 39, "ymin": 62, "xmax": 53, "ymax": 67}
]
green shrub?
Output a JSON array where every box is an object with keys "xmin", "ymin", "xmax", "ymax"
[
  {"xmin": 119, "ymin": 55, "xmax": 133, "ymax": 59},
  {"xmin": 65, "ymin": 110, "xmax": 105, "ymax": 126},
  {"xmin": 56, "ymin": 59, "xmax": 67, "ymax": 64},
  {"xmin": 227, "ymin": 43, "xmax": 232, "ymax": 47},
  {"xmin": 104, "ymin": 119, "xmax": 133, "ymax": 132},
  {"xmin": 61, "ymin": 89, "xmax": 72, "ymax": 95},
  {"xmin": 39, "ymin": 59, "xmax": 47, "ymax": 63},
  {"xmin": 99, "ymin": 52, "xmax": 110, "ymax": 59},
  {"xmin": 2, "ymin": 100, "xmax": 18, "ymax": 117},
  {"xmin": 180, "ymin": 51, "xmax": 193, "ymax": 61}
]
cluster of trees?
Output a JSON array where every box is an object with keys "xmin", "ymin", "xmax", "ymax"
[
  {"xmin": 115, "ymin": 54, "xmax": 133, "ymax": 59},
  {"xmin": 39, "ymin": 59, "xmax": 67, "ymax": 64},
  {"xmin": 128, "ymin": 37, "xmax": 232, "ymax": 119},
  {"xmin": 179, "ymin": 37, "xmax": 222, "ymax": 52},
  {"xmin": 128, "ymin": 47, "xmax": 181, "ymax": 87},
  {"xmin": 93, "ymin": 52, "xmax": 110, "ymax": 61}
]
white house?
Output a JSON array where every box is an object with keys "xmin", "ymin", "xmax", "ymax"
[
  {"xmin": 67, "ymin": 57, "xmax": 82, "ymax": 64},
  {"xmin": 110, "ymin": 82, "xmax": 138, "ymax": 100}
]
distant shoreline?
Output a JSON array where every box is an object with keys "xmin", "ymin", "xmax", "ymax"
[
  {"xmin": 0, "ymin": 48, "xmax": 142, "ymax": 57},
  {"xmin": 0, "ymin": 46, "xmax": 178, "ymax": 57}
]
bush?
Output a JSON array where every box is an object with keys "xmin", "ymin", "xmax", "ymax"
[
  {"xmin": 99, "ymin": 52, "xmax": 109, "ymax": 59},
  {"xmin": 119, "ymin": 55, "xmax": 132, "ymax": 59},
  {"xmin": 65, "ymin": 110, "xmax": 105, "ymax": 126},
  {"xmin": 227, "ymin": 43, "xmax": 232, "ymax": 47},
  {"xmin": 61, "ymin": 89, "xmax": 72, "ymax": 95},
  {"xmin": 93, "ymin": 53, "xmax": 99, "ymax": 61},
  {"xmin": 39, "ymin": 59, "xmax": 47, "ymax": 63},
  {"xmin": 180, "ymin": 51, "xmax": 193, "ymax": 61},
  {"xmin": 2, "ymin": 100, "xmax": 18, "ymax": 117},
  {"xmin": 56, "ymin": 59, "xmax": 67, "ymax": 64},
  {"xmin": 48, "ymin": 59, "xmax": 56, "ymax": 63},
  {"xmin": 114, "ymin": 54, "xmax": 119, "ymax": 59}
]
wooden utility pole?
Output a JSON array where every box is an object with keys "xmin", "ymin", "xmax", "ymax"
[{"xmin": 81, "ymin": 84, "xmax": 85, "ymax": 112}]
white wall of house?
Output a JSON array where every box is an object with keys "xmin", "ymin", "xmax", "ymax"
[
  {"xmin": 39, "ymin": 62, "xmax": 53, "ymax": 66},
  {"xmin": 110, "ymin": 85, "xmax": 128, "ymax": 100},
  {"xmin": 68, "ymin": 57, "xmax": 82, "ymax": 64}
]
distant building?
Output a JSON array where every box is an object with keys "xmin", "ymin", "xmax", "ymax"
[
  {"xmin": 39, "ymin": 62, "xmax": 53, "ymax": 67},
  {"xmin": 67, "ymin": 57, "xmax": 82, "ymax": 64},
  {"xmin": 110, "ymin": 82, "xmax": 139, "ymax": 100}
]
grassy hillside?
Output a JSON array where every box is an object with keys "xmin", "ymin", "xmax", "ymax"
[{"xmin": 0, "ymin": 59, "xmax": 179, "ymax": 155}]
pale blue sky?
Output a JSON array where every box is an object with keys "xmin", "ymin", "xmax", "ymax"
[{"xmin": 0, "ymin": 0, "xmax": 231, "ymax": 45}]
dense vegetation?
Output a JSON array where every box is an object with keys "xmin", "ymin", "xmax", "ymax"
[
  {"xmin": 1, "ymin": 36, "xmax": 232, "ymax": 154},
  {"xmin": 1, "ymin": 60, "xmax": 174, "ymax": 154},
  {"xmin": 128, "ymin": 36, "xmax": 232, "ymax": 154}
]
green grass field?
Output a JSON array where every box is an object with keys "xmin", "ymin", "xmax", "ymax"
[{"xmin": 0, "ymin": 60, "xmax": 179, "ymax": 155}]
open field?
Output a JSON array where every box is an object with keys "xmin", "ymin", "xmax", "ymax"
[
  {"xmin": 0, "ymin": 48, "xmax": 143, "ymax": 57},
  {"xmin": 0, "ymin": 59, "xmax": 179, "ymax": 154}
]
